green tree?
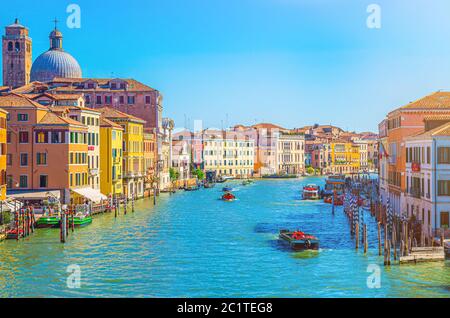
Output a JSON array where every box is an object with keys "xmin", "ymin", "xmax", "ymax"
[
  {"xmin": 169, "ymin": 168, "xmax": 180, "ymax": 181},
  {"xmin": 306, "ymin": 166, "xmax": 315, "ymax": 175},
  {"xmin": 192, "ymin": 168, "xmax": 205, "ymax": 180}
]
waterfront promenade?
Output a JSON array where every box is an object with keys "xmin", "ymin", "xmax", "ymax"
[{"xmin": 0, "ymin": 178, "xmax": 448, "ymax": 298}]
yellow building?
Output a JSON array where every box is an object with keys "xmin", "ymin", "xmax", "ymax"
[
  {"xmin": 331, "ymin": 140, "xmax": 360, "ymax": 175},
  {"xmin": 100, "ymin": 117, "xmax": 124, "ymax": 198},
  {"xmin": 99, "ymin": 107, "xmax": 145, "ymax": 198},
  {"xmin": 0, "ymin": 108, "xmax": 7, "ymax": 201}
]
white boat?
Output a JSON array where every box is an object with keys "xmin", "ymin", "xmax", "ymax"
[{"xmin": 302, "ymin": 184, "xmax": 320, "ymax": 200}]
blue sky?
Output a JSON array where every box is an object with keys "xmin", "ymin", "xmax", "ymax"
[{"xmin": 2, "ymin": 0, "xmax": 450, "ymax": 132}]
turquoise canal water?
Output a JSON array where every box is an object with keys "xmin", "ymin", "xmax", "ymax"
[{"xmin": 0, "ymin": 178, "xmax": 449, "ymax": 297}]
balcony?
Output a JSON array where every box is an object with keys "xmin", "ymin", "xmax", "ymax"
[
  {"xmin": 409, "ymin": 187, "xmax": 422, "ymax": 199},
  {"xmin": 89, "ymin": 168, "xmax": 99, "ymax": 176}
]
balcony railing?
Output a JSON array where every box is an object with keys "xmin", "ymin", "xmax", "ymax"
[{"xmin": 409, "ymin": 187, "xmax": 422, "ymax": 199}]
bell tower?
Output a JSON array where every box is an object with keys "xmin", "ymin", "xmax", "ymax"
[{"xmin": 2, "ymin": 18, "xmax": 32, "ymax": 88}]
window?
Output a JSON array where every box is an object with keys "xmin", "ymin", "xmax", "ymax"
[
  {"xmin": 6, "ymin": 132, "xmax": 11, "ymax": 143},
  {"xmin": 36, "ymin": 131, "xmax": 46, "ymax": 143},
  {"xmin": 127, "ymin": 96, "xmax": 135, "ymax": 104},
  {"xmin": 441, "ymin": 212, "xmax": 449, "ymax": 228},
  {"xmin": 145, "ymin": 96, "xmax": 151, "ymax": 104},
  {"xmin": 19, "ymin": 131, "xmax": 29, "ymax": 143},
  {"xmin": 438, "ymin": 180, "xmax": 450, "ymax": 196},
  {"xmin": 20, "ymin": 153, "xmax": 28, "ymax": 166},
  {"xmin": 17, "ymin": 113, "xmax": 28, "ymax": 121},
  {"xmin": 6, "ymin": 154, "xmax": 12, "ymax": 165},
  {"xmin": 438, "ymin": 147, "xmax": 450, "ymax": 164},
  {"xmin": 19, "ymin": 175, "xmax": 28, "ymax": 188},
  {"xmin": 51, "ymin": 131, "xmax": 62, "ymax": 144},
  {"xmin": 7, "ymin": 41, "xmax": 13, "ymax": 51},
  {"xmin": 427, "ymin": 146, "xmax": 431, "ymax": 164},
  {"xmin": 39, "ymin": 175, "xmax": 48, "ymax": 188},
  {"xmin": 36, "ymin": 153, "xmax": 47, "ymax": 165},
  {"xmin": 96, "ymin": 96, "xmax": 102, "ymax": 105},
  {"xmin": 105, "ymin": 96, "xmax": 112, "ymax": 104},
  {"xmin": 85, "ymin": 95, "xmax": 90, "ymax": 104},
  {"xmin": 119, "ymin": 96, "xmax": 124, "ymax": 104},
  {"xmin": 15, "ymin": 42, "xmax": 20, "ymax": 52}
]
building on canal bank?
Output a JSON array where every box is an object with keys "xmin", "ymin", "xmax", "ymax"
[
  {"xmin": 379, "ymin": 91, "xmax": 450, "ymax": 216},
  {"xmin": 99, "ymin": 107, "xmax": 145, "ymax": 199},
  {"xmin": 0, "ymin": 93, "xmax": 96, "ymax": 204},
  {"xmin": 0, "ymin": 108, "xmax": 7, "ymax": 201},
  {"xmin": 404, "ymin": 121, "xmax": 450, "ymax": 237},
  {"xmin": 330, "ymin": 140, "xmax": 360, "ymax": 175},
  {"xmin": 199, "ymin": 129, "xmax": 255, "ymax": 178},
  {"xmin": 143, "ymin": 129, "xmax": 156, "ymax": 197},
  {"xmin": 99, "ymin": 116, "xmax": 123, "ymax": 198},
  {"xmin": 276, "ymin": 132, "xmax": 305, "ymax": 176}
]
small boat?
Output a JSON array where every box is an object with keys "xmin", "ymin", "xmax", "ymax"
[
  {"xmin": 6, "ymin": 228, "xmax": 24, "ymax": 240},
  {"xmin": 184, "ymin": 185, "xmax": 200, "ymax": 191},
  {"xmin": 204, "ymin": 182, "xmax": 216, "ymax": 189},
  {"xmin": 216, "ymin": 176, "xmax": 227, "ymax": 183},
  {"xmin": 72, "ymin": 213, "xmax": 93, "ymax": 227},
  {"xmin": 324, "ymin": 195, "xmax": 343, "ymax": 206},
  {"xmin": 222, "ymin": 192, "xmax": 236, "ymax": 202},
  {"xmin": 36, "ymin": 216, "xmax": 60, "ymax": 228},
  {"xmin": 222, "ymin": 187, "xmax": 233, "ymax": 192},
  {"xmin": 279, "ymin": 230, "xmax": 319, "ymax": 251},
  {"xmin": 302, "ymin": 184, "xmax": 320, "ymax": 200}
]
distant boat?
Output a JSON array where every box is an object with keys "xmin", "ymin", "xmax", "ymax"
[
  {"xmin": 222, "ymin": 192, "xmax": 236, "ymax": 202},
  {"xmin": 222, "ymin": 187, "xmax": 233, "ymax": 192},
  {"xmin": 204, "ymin": 182, "xmax": 216, "ymax": 188},
  {"xmin": 185, "ymin": 185, "xmax": 200, "ymax": 191},
  {"xmin": 302, "ymin": 184, "xmax": 320, "ymax": 200},
  {"xmin": 279, "ymin": 230, "xmax": 319, "ymax": 251}
]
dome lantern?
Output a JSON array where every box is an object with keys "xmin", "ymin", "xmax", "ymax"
[{"xmin": 49, "ymin": 18, "xmax": 63, "ymax": 50}]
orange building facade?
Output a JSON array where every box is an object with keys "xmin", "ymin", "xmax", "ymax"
[
  {"xmin": 0, "ymin": 93, "xmax": 89, "ymax": 204},
  {"xmin": 382, "ymin": 91, "xmax": 450, "ymax": 215}
]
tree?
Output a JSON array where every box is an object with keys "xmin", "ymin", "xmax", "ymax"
[
  {"xmin": 306, "ymin": 166, "xmax": 315, "ymax": 175},
  {"xmin": 192, "ymin": 168, "xmax": 205, "ymax": 180},
  {"xmin": 169, "ymin": 168, "xmax": 180, "ymax": 181}
]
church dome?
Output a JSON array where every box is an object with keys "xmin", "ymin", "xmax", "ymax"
[
  {"xmin": 30, "ymin": 26, "xmax": 82, "ymax": 82},
  {"xmin": 31, "ymin": 50, "xmax": 82, "ymax": 82}
]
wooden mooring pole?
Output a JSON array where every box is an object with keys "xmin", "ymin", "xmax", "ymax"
[
  {"xmin": 378, "ymin": 222, "xmax": 382, "ymax": 256},
  {"xmin": 355, "ymin": 222, "xmax": 359, "ymax": 250},
  {"xmin": 364, "ymin": 223, "xmax": 368, "ymax": 254}
]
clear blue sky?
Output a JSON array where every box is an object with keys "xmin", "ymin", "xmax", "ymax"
[{"xmin": 2, "ymin": 0, "xmax": 450, "ymax": 132}]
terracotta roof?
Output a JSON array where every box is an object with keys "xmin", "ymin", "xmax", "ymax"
[
  {"xmin": 50, "ymin": 77, "xmax": 157, "ymax": 92},
  {"xmin": 47, "ymin": 104, "xmax": 101, "ymax": 113},
  {"xmin": 98, "ymin": 107, "xmax": 146, "ymax": 123},
  {"xmin": 408, "ymin": 122, "xmax": 450, "ymax": 139},
  {"xmin": 398, "ymin": 91, "xmax": 450, "ymax": 111},
  {"xmin": 11, "ymin": 81, "xmax": 49, "ymax": 94},
  {"xmin": 423, "ymin": 114, "xmax": 450, "ymax": 121},
  {"xmin": 100, "ymin": 117, "xmax": 123, "ymax": 129},
  {"xmin": 0, "ymin": 93, "xmax": 48, "ymax": 109},
  {"xmin": 32, "ymin": 92, "xmax": 84, "ymax": 101},
  {"xmin": 251, "ymin": 123, "xmax": 287, "ymax": 130},
  {"xmin": 37, "ymin": 111, "xmax": 87, "ymax": 127}
]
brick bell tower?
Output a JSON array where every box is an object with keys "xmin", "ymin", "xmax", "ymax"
[{"xmin": 2, "ymin": 18, "xmax": 32, "ymax": 88}]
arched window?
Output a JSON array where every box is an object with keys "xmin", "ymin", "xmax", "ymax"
[
  {"xmin": 7, "ymin": 42, "xmax": 13, "ymax": 51},
  {"xmin": 15, "ymin": 42, "xmax": 20, "ymax": 52}
]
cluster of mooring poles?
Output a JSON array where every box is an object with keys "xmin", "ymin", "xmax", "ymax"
[{"xmin": 342, "ymin": 175, "xmax": 446, "ymax": 265}]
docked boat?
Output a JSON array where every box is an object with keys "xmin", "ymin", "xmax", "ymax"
[
  {"xmin": 279, "ymin": 230, "xmax": 319, "ymax": 251},
  {"xmin": 72, "ymin": 212, "xmax": 93, "ymax": 227},
  {"xmin": 242, "ymin": 180, "xmax": 251, "ymax": 186},
  {"xmin": 323, "ymin": 195, "xmax": 343, "ymax": 206},
  {"xmin": 222, "ymin": 187, "xmax": 233, "ymax": 192},
  {"xmin": 222, "ymin": 192, "xmax": 236, "ymax": 202},
  {"xmin": 323, "ymin": 175, "xmax": 345, "ymax": 197},
  {"xmin": 36, "ymin": 215, "xmax": 60, "ymax": 228},
  {"xmin": 6, "ymin": 228, "xmax": 24, "ymax": 240},
  {"xmin": 302, "ymin": 184, "xmax": 320, "ymax": 200}
]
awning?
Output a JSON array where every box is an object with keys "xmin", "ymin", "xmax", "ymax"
[
  {"xmin": 71, "ymin": 187, "xmax": 107, "ymax": 203},
  {"xmin": 9, "ymin": 190, "xmax": 61, "ymax": 201}
]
